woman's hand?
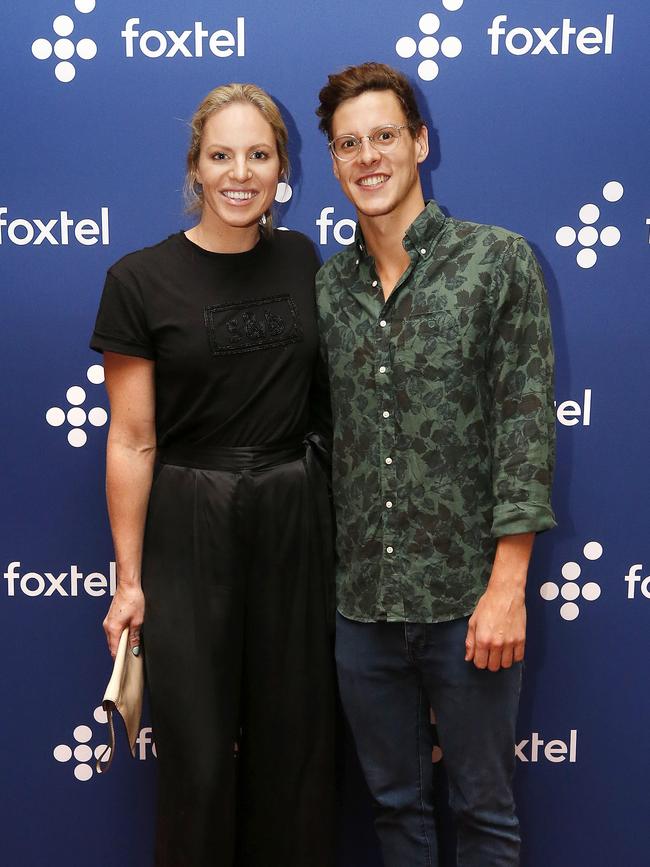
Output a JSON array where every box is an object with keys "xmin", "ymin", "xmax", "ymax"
[{"xmin": 103, "ymin": 582, "xmax": 145, "ymax": 659}]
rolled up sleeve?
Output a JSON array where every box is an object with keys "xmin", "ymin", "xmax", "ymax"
[{"xmin": 487, "ymin": 237, "xmax": 556, "ymax": 537}]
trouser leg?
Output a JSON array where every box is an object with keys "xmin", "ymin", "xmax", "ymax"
[
  {"xmin": 142, "ymin": 464, "xmax": 244, "ymax": 867},
  {"xmin": 419, "ymin": 617, "xmax": 521, "ymax": 867},
  {"xmin": 236, "ymin": 456, "xmax": 336, "ymax": 867},
  {"xmin": 335, "ymin": 613, "xmax": 437, "ymax": 867}
]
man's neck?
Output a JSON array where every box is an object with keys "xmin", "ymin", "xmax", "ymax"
[{"xmin": 358, "ymin": 192, "xmax": 427, "ymax": 298}]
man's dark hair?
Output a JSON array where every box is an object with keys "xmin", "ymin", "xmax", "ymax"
[{"xmin": 316, "ymin": 61, "xmax": 425, "ymax": 140}]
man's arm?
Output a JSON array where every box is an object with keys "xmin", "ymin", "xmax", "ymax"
[
  {"xmin": 466, "ymin": 235, "xmax": 556, "ymax": 671},
  {"xmin": 465, "ymin": 532, "xmax": 534, "ymax": 671}
]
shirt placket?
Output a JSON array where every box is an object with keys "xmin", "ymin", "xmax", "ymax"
[{"xmin": 370, "ymin": 260, "xmax": 415, "ymax": 621}]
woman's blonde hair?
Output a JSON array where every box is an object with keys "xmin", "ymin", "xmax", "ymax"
[{"xmin": 184, "ymin": 83, "xmax": 289, "ymax": 236}]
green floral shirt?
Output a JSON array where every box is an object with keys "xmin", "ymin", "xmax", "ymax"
[{"xmin": 316, "ymin": 201, "xmax": 556, "ymax": 623}]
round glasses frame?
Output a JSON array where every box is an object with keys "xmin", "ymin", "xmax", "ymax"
[{"xmin": 328, "ymin": 124, "xmax": 409, "ymax": 162}]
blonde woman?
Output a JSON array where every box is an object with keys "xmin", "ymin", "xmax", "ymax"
[{"xmin": 91, "ymin": 84, "xmax": 335, "ymax": 867}]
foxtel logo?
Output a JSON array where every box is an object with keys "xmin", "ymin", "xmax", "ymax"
[
  {"xmin": 555, "ymin": 389, "xmax": 591, "ymax": 427},
  {"xmin": 3, "ymin": 562, "xmax": 117, "ymax": 597},
  {"xmin": 0, "ymin": 207, "xmax": 109, "ymax": 246},
  {"xmin": 516, "ymin": 729, "xmax": 577, "ymax": 764},
  {"xmin": 488, "ymin": 14, "xmax": 614, "ymax": 56},
  {"xmin": 625, "ymin": 565, "xmax": 650, "ymax": 599},
  {"xmin": 121, "ymin": 17, "xmax": 245, "ymax": 58}
]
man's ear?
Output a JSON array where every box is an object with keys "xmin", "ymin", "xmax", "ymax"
[
  {"xmin": 332, "ymin": 153, "xmax": 341, "ymax": 180},
  {"xmin": 415, "ymin": 125, "xmax": 429, "ymax": 164}
]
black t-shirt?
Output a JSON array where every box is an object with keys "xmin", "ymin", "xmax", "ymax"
[{"xmin": 90, "ymin": 230, "xmax": 325, "ymax": 449}]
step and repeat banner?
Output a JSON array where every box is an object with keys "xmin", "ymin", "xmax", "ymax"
[{"xmin": 1, "ymin": 1, "xmax": 649, "ymax": 865}]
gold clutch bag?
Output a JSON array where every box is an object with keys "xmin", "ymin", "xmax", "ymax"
[{"xmin": 96, "ymin": 627, "xmax": 144, "ymax": 773}]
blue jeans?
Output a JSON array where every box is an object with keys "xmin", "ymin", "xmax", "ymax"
[{"xmin": 336, "ymin": 613, "xmax": 522, "ymax": 867}]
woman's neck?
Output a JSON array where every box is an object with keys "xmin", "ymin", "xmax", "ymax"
[{"xmin": 186, "ymin": 215, "xmax": 261, "ymax": 253}]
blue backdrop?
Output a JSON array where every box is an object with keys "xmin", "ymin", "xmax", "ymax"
[{"xmin": 1, "ymin": 1, "xmax": 649, "ymax": 865}]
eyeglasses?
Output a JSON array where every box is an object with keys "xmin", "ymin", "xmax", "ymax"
[{"xmin": 328, "ymin": 124, "xmax": 409, "ymax": 162}]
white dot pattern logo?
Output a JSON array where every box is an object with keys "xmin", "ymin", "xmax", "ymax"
[
  {"xmin": 46, "ymin": 364, "xmax": 108, "ymax": 448},
  {"xmin": 67, "ymin": 386, "xmax": 86, "ymax": 405},
  {"xmin": 31, "ymin": 38, "xmax": 53, "ymax": 60},
  {"xmin": 88, "ymin": 406, "xmax": 109, "ymax": 426},
  {"xmin": 54, "ymin": 38, "xmax": 75, "ymax": 60},
  {"xmin": 53, "ymin": 16, "xmax": 74, "ymax": 38},
  {"xmin": 419, "ymin": 37, "xmax": 439, "ymax": 58},
  {"xmin": 419, "ymin": 13, "xmax": 440, "ymax": 34},
  {"xmin": 31, "ymin": 5, "xmax": 97, "ymax": 83},
  {"xmin": 87, "ymin": 363, "xmax": 105, "ymax": 384},
  {"xmin": 67, "ymin": 407, "xmax": 86, "ymax": 427},
  {"xmin": 68, "ymin": 428, "xmax": 88, "ymax": 448},
  {"xmin": 555, "ymin": 181, "xmax": 624, "ymax": 269},
  {"xmin": 540, "ymin": 541, "xmax": 603, "ymax": 620},
  {"xmin": 53, "ymin": 704, "xmax": 155, "ymax": 781},
  {"xmin": 55, "ymin": 61, "xmax": 77, "ymax": 84},
  {"xmin": 577, "ymin": 226, "xmax": 598, "ymax": 247},
  {"xmin": 579, "ymin": 204, "xmax": 599, "ymax": 225},
  {"xmin": 76, "ymin": 38, "xmax": 97, "ymax": 60},
  {"xmin": 396, "ymin": 2, "xmax": 464, "ymax": 81},
  {"xmin": 53, "ymin": 707, "xmax": 108, "ymax": 782}
]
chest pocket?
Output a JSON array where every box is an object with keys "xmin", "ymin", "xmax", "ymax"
[{"xmin": 393, "ymin": 311, "xmax": 463, "ymax": 377}]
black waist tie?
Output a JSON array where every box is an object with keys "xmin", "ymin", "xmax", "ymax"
[
  {"xmin": 141, "ymin": 432, "xmax": 336, "ymax": 867},
  {"xmin": 158, "ymin": 437, "xmax": 307, "ymax": 472}
]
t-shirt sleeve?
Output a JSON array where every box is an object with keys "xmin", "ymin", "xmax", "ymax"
[{"xmin": 89, "ymin": 269, "xmax": 155, "ymax": 359}]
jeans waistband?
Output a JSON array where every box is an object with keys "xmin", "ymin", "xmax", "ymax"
[{"xmin": 157, "ymin": 438, "xmax": 306, "ymax": 472}]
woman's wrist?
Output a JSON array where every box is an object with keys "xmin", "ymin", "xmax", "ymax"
[{"xmin": 115, "ymin": 571, "xmax": 143, "ymax": 590}]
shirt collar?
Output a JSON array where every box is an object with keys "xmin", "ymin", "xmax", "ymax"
[{"xmin": 353, "ymin": 200, "xmax": 447, "ymax": 264}]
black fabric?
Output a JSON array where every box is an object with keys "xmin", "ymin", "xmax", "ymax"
[
  {"xmin": 90, "ymin": 230, "xmax": 336, "ymax": 864},
  {"xmin": 142, "ymin": 441, "xmax": 336, "ymax": 867},
  {"xmin": 90, "ymin": 230, "xmax": 324, "ymax": 448}
]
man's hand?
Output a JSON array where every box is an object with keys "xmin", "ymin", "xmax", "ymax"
[
  {"xmin": 465, "ymin": 532, "xmax": 534, "ymax": 671},
  {"xmin": 465, "ymin": 585, "xmax": 526, "ymax": 671}
]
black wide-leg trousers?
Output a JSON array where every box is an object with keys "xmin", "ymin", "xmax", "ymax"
[{"xmin": 141, "ymin": 439, "xmax": 336, "ymax": 867}]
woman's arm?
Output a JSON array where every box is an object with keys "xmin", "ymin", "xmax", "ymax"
[{"xmin": 102, "ymin": 351, "xmax": 156, "ymax": 658}]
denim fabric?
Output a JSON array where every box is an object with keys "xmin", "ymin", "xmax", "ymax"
[{"xmin": 336, "ymin": 613, "xmax": 522, "ymax": 867}]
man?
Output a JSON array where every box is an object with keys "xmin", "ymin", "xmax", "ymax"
[{"xmin": 315, "ymin": 62, "xmax": 556, "ymax": 866}]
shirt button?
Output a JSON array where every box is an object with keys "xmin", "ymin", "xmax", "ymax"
[
  {"xmin": 379, "ymin": 365, "xmax": 386, "ymax": 374},
  {"xmin": 385, "ymin": 457, "xmax": 393, "ymax": 465},
  {"xmin": 355, "ymin": 259, "xmax": 359, "ymax": 266},
  {"xmin": 379, "ymin": 320, "xmax": 387, "ymax": 328},
  {"xmin": 385, "ymin": 500, "xmax": 393, "ymax": 509},
  {"xmin": 372, "ymin": 280, "xmax": 378, "ymax": 287},
  {"xmin": 420, "ymin": 248, "xmax": 427, "ymax": 255},
  {"xmin": 382, "ymin": 410, "xmax": 390, "ymax": 418},
  {"xmin": 386, "ymin": 546, "xmax": 394, "ymax": 554}
]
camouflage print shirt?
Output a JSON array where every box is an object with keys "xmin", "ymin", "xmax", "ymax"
[{"xmin": 316, "ymin": 201, "xmax": 556, "ymax": 623}]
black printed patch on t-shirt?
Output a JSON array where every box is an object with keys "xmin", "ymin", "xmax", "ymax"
[{"xmin": 204, "ymin": 294, "xmax": 303, "ymax": 356}]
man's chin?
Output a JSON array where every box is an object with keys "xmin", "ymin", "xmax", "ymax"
[{"xmin": 355, "ymin": 201, "xmax": 395, "ymax": 219}]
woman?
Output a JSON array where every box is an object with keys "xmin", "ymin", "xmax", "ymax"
[{"xmin": 90, "ymin": 84, "xmax": 335, "ymax": 867}]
